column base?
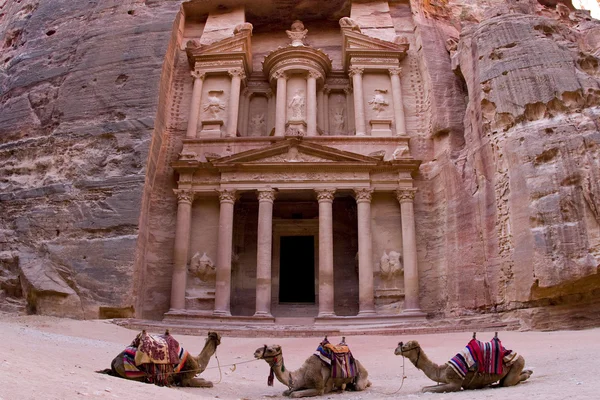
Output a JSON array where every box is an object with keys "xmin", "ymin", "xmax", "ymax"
[
  {"xmin": 357, "ymin": 309, "xmax": 377, "ymax": 316},
  {"xmin": 253, "ymin": 311, "xmax": 274, "ymax": 318},
  {"xmin": 212, "ymin": 309, "xmax": 232, "ymax": 317},
  {"xmin": 401, "ymin": 308, "xmax": 426, "ymax": 317},
  {"xmin": 317, "ymin": 311, "xmax": 336, "ymax": 318}
]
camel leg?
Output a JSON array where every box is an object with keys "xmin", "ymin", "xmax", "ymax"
[
  {"xmin": 184, "ymin": 377, "xmax": 213, "ymax": 388},
  {"xmin": 289, "ymin": 388, "xmax": 324, "ymax": 398},
  {"xmin": 422, "ymin": 382, "xmax": 462, "ymax": 393},
  {"xmin": 499, "ymin": 356, "xmax": 532, "ymax": 387}
]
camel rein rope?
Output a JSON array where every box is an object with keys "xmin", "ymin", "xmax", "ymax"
[{"xmin": 380, "ymin": 344, "xmax": 421, "ymax": 395}]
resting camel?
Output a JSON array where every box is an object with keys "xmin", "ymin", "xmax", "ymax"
[
  {"xmin": 394, "ymin": 337, "xmax": 533, "ymax": 393},
  {"xmin": 99, "ymin": 331, "xmax": 221, "ymax": 387},
  {"xmin": 254, "ymin": 342, "xmax": 371, "ymax": 398}
]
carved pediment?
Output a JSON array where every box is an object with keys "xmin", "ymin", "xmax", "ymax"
[
  {"xmin": 211, "ymin": 138, "xmax": 379, "ymax": 167},
  {"xmin": 186, "ymin": 28, "xmax": 252, "ymax": 73},
  {"xmin": 341, "ymin": 29, "xmax": 409, "ymax": 70}
]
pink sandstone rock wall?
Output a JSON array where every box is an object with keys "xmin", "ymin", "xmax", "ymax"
[{"xmin": 1, "ymin": 0, "xmax": 599, "ymax": 328}]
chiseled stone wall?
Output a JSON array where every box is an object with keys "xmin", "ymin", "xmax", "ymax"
[{"xmin": 1, "ymin": 0, "xmax": 599, "ymax": 328}]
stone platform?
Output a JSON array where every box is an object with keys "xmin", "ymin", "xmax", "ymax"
[{"xmin": 114, "ymin": 313, "xmax": 521, "ymax": 338}]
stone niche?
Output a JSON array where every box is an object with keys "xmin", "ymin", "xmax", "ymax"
[
  {"xmin": 363, "ymin": 72, "xmax": 394, "ymax": 136},
  {"xmin": 199, "ymin": 75, "xmax": 231, "ymax": 137},
  {"xmin": 247, "ymin": 95, "xmax": 269, "ymax": 136}
]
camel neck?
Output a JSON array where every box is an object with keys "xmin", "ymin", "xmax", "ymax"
[{"xmin": 407, "ymin": 348, "xmax": 446, "ymax": 383}]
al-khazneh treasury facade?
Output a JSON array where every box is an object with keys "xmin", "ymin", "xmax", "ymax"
[{"xmin": 139, "ymin": 1, "xmax": 428, "ymax": 324}]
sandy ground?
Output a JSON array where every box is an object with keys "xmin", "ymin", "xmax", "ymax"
[{"xmin": 0, "ymin": 313, "xmax": 598, "ymax": 400}]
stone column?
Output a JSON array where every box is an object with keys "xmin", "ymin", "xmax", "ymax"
[
  {"xmin": 274, "ymin": 71, "xmax": 287, "ymax": 136},
  {"xmin": 316, "ymin": 188, "xmax": 336, "ymax": 317},
  {"xmin": 226, "ymin": 68, "xmax": 245, "ymax": 137},
  {"xmin": 186, "ymin": 71, "xmax": 205, "ymax": 138},
  {"xmin": 389, "ymin": 67, "xmax": 407, "ymax": 136},
  {"xmin": 396, "ymin": 188, "xmax": 422, "ymax": 313},
  {"xmin": 322, "ymin": 85, "xmax": 330, "ymax": 134},
  {"xmin": 349, "ymin": 66, "xmax": 366, "ymax": 136},
  {"xmin": 306, "ymin": 71, "xmax": 318, "ymax": 136},
  {"xmin": 267, "ymin": 89, "xmax": 275, "ymax": 135},
  {"xmin": 254, "ymin": 188, "xmax": 276, "ymax": 317},
  {"xmin": 214, "ymin": 189, "xmax": 237, "ymax": 316},
  {"xmin": 170, "ymin": 189, "xmax": 194, "ymax": 310},
  {"xmin": 317, "ymin": 89, "xmax": 324, "ymax": 133},
  {"xmin": 240, "ymin": 88, "xmax": 250, "ymax": 136},
  {"xmin": 344, "ymin": 86, "xmax": 354, "ymax": 133},
  {"xmin": 354, "ymin": 188, "xmax": 375, "ymax": 315}
]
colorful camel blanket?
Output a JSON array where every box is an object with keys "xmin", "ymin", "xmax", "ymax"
[
  {"xmin": 314, "ymin": 339, "xmax": 357, "ymax": 379},
  {"xmin": 122, "ymin": 345, "xmax": 189, "ymax": 384},
  {"xmin": 447, "ymin": 337, "xmax": 517, "ymax": 378},
  {"xmin": 133, "ymin": 331, "xmax": 180, "ymax": 365}
]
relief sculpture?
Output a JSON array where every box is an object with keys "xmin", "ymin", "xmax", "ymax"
[
  {"xmin": 188, "ymin": 252, "xmax": 216, "ymax": 282},
  {"xmin": 203, "ymin": 90, "xmax": 225, "ymax": 119},
  {"xmin": 368, "ymin": 89, "xmax": 389, "ymax": 116},
  {"xmin": 380, "ymin": 250, "xmax": 403, "ymax": 281}
]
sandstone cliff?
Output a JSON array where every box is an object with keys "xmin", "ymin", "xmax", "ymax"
[{"xmin": 1, "ymin": 0, "xmax": 599, "ymax": 329}]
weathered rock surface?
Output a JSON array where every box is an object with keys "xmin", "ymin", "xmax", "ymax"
[{"xmin": 1, "ymin": 0, "xmax": 599, "ymax": 328}]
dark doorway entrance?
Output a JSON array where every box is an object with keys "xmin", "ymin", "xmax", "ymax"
[{"xmin": 279, "ymin": 236, "xmax": 315, "ymax": 303}]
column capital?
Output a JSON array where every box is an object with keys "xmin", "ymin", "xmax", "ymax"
[
  {"xmin": 396, "ymin": 188, "xmax": 417, "ymax": 203},
  {"xmin": 354, "ymin": 187, "xmax": 374, "ymax": 203},
  {"xmin": 217, "ymin": 189, "xmax": 237, "ymax": 203},
  {"xmin": 323, "ymin": 84, "xmax": 331, "ymax": 94},
  {"xmin": 348, "ymin": 66, "xmax": 364, "ymax": 78},
  {"xmin": 257, "ymin": 188, "xmax": 276, "ymax": 203},
  {"xmin": 343, "ymin": 86, "xmax": 353, "ymax": 95},
  {"xmin": 389, "ymin": 67, "xmax": 403, "ymax": 77},
  {"xmin": 315, "ymin": 188, "xmax": 336, "ymax": 202},
  {"xmin": 266, "ymin": 89, "xmax": 274, "ymax": 98},
  {"xmin": 191, "ymin": 70, "xmax": 206, "ymax": 80},
  {"xmin": 174, "ymin": 189, "xmax": 194, "ymax": 204},
  {"xmin": 308, "ymin": 70, "xmax": 320, "ymax": 79},
  {"xmin": 228, "ymin": 68, "xmax": 246, "ymax": 80},
  {"xmin": 273, "ymin": 70, "xmax": 288, "ymax": 80}
]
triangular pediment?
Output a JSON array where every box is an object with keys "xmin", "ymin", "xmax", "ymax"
[
  {"xmin": 341, "ymin": 30, "xmax": 409, "ymax": 70},
  {"xmin": 211, "ymin": 138, "xmax": 379, "ymax": 166},
  {"xmin": 186, "ymin": 29, "xmax": 252, "ymax": 72}
]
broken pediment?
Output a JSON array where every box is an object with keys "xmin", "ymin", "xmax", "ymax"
[
  {"xmin": 341, "ymin": 28, "xmax": 409, "ymax": 70},
  {"xmin": 186, "ymin": 26, "xmax": 253, "ymax": 73},
  {"xmin": 211, "ymin": 139, "xmax": 379, "ymax": 166}
]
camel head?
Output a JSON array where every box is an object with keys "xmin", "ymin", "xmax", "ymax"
[
  {"xmin": 206, "ymin": 331, "xmax": 221, "ymax": 346},
  {"xmin": 394, "ymin": 340, "xmax": 421, "ymax": 356},
  {"xmin": 254, "ymin": 344, "xmax": 282, "ymax": 361}
]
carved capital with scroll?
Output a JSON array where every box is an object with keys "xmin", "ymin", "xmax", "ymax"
[
  {"xmin": 174, "ymin": 189, "xmax": 194, "ymax": 205},
  {"xmin": 228, "ymin": 68, "xmax": 246, "ymax": 80},
  {"xmin": 354, "ymin": 187, "xmax": 374, "ymax": 203},
  {"xmin": 315, "ymin": 188, "xmax": 336, "ymax": 202},
  {"xmin": 191, "ymin": 70, "xmax": 206, "ymax": 80},
  {"xmin": 396, "ymin": 188, "xmax": 416, "ymax": 203},
  {"xmin": 217, "ymin": 189, "xmax": 237, "ymax": 204},
  {"xmin": 389, "ymin": 67, "xmax": 403, "ymax": 77},
  {"xmin": 257, "ymin": 188, "xmax": 276, "ymax": 203},
  {"xmin": 348, "ymin": 66, "xmax": 364, "ymax": 78}
]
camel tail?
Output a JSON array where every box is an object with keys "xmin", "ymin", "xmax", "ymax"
[{"xmin": 96, "ymin": 368, "xmax": 117, "ymax": 376}]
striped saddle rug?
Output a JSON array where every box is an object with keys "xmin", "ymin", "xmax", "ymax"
[
  {"xmin": 447, "ymin": 337, "xmax": 518, "ymax": 379},
  {"xmin": 314, "ymin": 338, "xmax": 357, "ymax": 379}
]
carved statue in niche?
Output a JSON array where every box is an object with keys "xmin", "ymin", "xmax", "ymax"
[
  {"xmin": 288, "ymin": 90, "xmax": 305, "ymax": 120},
  {"xmin": 188, "ymin": 252, "xmax": 216, "ymax": 282},
  {"xmin": 203, "ymin": 90, "xmax": 225, "ymax": 119},
  {"xmin": 333, "ymin": 108, "xmax": 345, "ymax": 132},
  {"xmin": 368, "ymin": 89, "xmax": 389, "ymax": 116},
  {"xmin": 286, "ymin": 20, "xmax": 308, "ymax": 47},
  {"xmin": 250, "ymin": 113, "xmax": 265, "ymax": 135},
  {"xmin": 380, "ymin": 250, "xmax": 403, "ymax": 281}
]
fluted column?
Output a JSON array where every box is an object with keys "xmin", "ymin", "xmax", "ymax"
[
  {"xmin": 226, "ymin": 68, "xmax": 245, "ymax": 137},
  {"xmin": 240, "ymin": 88, "xmax": 250, "ymax": 136},
  {"xmin": 322, "ymin": 85, "xmax": 330, "ymax": 134},
  {"xmin": 170, "ymin": 189, "xmax": 194, "ymax": 310},
  {"xmin": 396, "ymin": 188, "xmax": 422, "ymax": 313},
  {"xmin": 344, "ymin": 86, "xmax": 354, "ymax": 133},
  {"xmin": 349, "ymin": 66, "xmax": 366, "ymax": 136},
  {"xmin": 255, "ymin": 188, "xmax": 276, "ymax": 317},
  {"xmin": 267, "ymin": 89, "xmax": 275, "ymax": 135},
  {"xmin": 317, "ymin": 89, "xmax": 324, "ymax": 133},
  {"xmin": 186, "ymin": 71, "xmax": 206, "ymax": 138},
  {"xmin": 355, "ymin": 188, "xmax": 375, "ymax": 315},
  {"xmin": 274, "ymin": 71, "xmax": 287, "ymax": 136},
  {"xmin": 306, "ymin": 71, "xmax": 318, "ymax": 136},
  {"xmin": 316, "ymin": 188, "xmax": 336, "ymax": 317},
  {"xmin": 389, "ymin": 67, "xmax": 407, "ymax": 136},
  {"xmin": 214, "ymin": 189, "xmax": 237, "ymax": 316}
]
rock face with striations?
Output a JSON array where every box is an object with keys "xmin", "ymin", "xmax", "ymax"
[{"xmin": 0, "ymin": 0, "xmax": 599, "ymax": 328}]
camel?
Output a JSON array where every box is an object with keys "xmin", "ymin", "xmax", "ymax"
[
  {"xmin": 394, "ymin": 337, "xmax": 533, "ymax": 393},
  {"xmin": 99, "ymin": 331, "xmax": 221, "ymax": 387},
  {"xmin": 254, "ymin": 341, "xmax": 371, "ymax": 398}
]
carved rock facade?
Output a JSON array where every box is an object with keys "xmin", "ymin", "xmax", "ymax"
[{"xmin": 0, "ymin": 0, "xmax": 599, "ymax": 329}]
